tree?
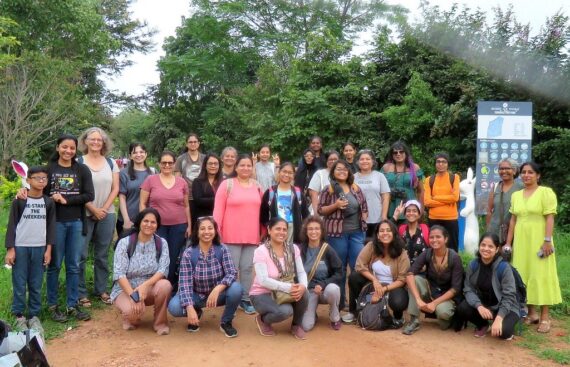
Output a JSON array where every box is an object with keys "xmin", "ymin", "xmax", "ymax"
[{"xmin": 0, "ymin": 17, "xmax": 19, "ymax": 69}]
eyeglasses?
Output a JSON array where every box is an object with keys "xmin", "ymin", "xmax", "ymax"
[
  {"xmin": 187, "ymin": 140, "xmax": 199, "ymax": 144},
  {"xmin": 30, "ymin": 176, "xmax": 48, "ymax": 182},
  {"xmin": 206, "ymin": 162, "xmax": 219, "ymax": 166},
  {"xmin": 335, "ymin": 168, "xmax": 349, "ymax": 173},
  {"xmin": 160, "ymin": 161, "xmax": 175, "ymax": 166},
  {"xmin": 435, "ymin": 160, "xmax": 448, "ymax": 164},
  {"xmin": 197, "ymin": 216, "xmax": 215, "ymax": 222},
  {"xmin": 392, "ymin": 150, "xmax": 404, "ymax": 155}
]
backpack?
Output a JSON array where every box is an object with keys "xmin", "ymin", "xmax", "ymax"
[
  {"xmin": 355, "ymin": 282, "xmax": 394, "ymax": 331},
  {"xmin": 225, "ymin": 177, "xmax": 262, "ymax": 196},
  {"xmin": 469, "ymin": 260, "xmax": 527, "ymax": 317},
  {"xmin": 171, "ymin": 243, "xmax": 225, "ymax": 292},
  {"xmin": 77, "ymin": 155, "xmax": 114, "ymax": 170},
  {"xmin": 428, "ymin": 172, "xmax": 457, "ymax": 193}
]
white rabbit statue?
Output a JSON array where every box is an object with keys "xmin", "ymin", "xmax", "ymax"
[
  {"xmin": 460, "ymin": 167, "xmax": 478, "ymax": 254},
  {"xmin": 11, "ymin": 159, "xmax": 29, "ymax": 189}
]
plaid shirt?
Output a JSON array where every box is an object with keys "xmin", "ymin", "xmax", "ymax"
[{"xmin": 178, "ymin": 245, "xmax": 237, "ymax": 307}]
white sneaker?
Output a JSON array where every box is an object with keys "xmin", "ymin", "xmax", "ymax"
[
  {"xmin": 341, "ymin": 312, "xmax": 355, "ymax": 323},
  {"xmin": 28, "ymin": 316, "xmax": 44, "ymax": 338}
]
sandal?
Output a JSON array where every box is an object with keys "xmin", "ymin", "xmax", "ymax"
[
  {"xmin": 523, "ymin": 316, "xmax": 539, "ymax": 325},
  {"xmin": 537, "ymin": 320, "xmax": 551, "ymax": 333},
  {"xmin": 78, "ymin": 297, "xmax": 92, "ymax": 308},
  {"xmin": 99, "ymin": 293, "xmax": 113, "ymax": 305}
]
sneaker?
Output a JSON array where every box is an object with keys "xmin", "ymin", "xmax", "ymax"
[
  {"xmin": 67, "ymin": 306, "xmax": 91, "ymax": 321},
  {"xmin": 393, "ymin": 317, "xmax": 405, "ymax": 329},
  {"xmin": 239, "ymin": 300, "xmax": 256, "ymax": 315},
  {"xmin": 330, "ymin": 320, "xmax": 342, "ymax": 331},
  {"xmin": 341, "ymin": 312, "xmax": 355, "ymax": 323},
  {"xmin": 15, "ymin": 316, "xmax": 28, "ymax": 331},
  {"xmin": 402, "ymin": 317, "xmax": 420, "ymax": 335},
  {"xmin": 291, "ymin": 325, "xmax": 306, "ymax": 340},
  {"xmin": 187, "ymin": 308, "xmax": 203, "ymax": 332},
  {"xmin": 474, "ymin": 325, "xmax": 489, "ymax": 338},
  {"xmin": 28, "ymin": 316, "xmax": 44, "ymax": 337},
  {"xmin": 49, "ymin": 305, "xmax": 68, "ymax": 323},
  {"xmin": 255, "ymin": 315, "xmax": 275, "ymax": 337},
  {"xmin": 220, "ymin": 322, "xmax": 238, "ymax": 338},
  {"xmin": 504, "ymin": 335, "xmax": 514, "ymax": 341}
]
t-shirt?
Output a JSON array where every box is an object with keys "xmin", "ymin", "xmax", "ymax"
[
  {"xmin": 308, "ymin": 169, "xmax": 330, "ymax": 194},
  {"xmin": 140, "ymin": 175, "xmax": 188, "ymax": 226},
  {"xmin": 119, "ymin": 168, "xmax": 154, "ymax": 222},
  {"xmin": 46, "ymin": 162, "xmax": 94, "ymax": 222},
  {"xmin": 303, "ymin": 246, "xmax": 328, "ymax": 282},
  {"xmin": 85, "ymin": 158, "xmax": 120, "ymax": 216},
  {"xmin": 255, "ymin": 161, "xmax": 276, "ymax": 193},
  {"xmin": 354, "ymin": 171, "xmax": 391, "ymax": 223},
  {"xmin": 342, "ymin": 191, "xmax": 361, "ymax": 232},
  {"xmin": 277, "ymin": 189, "xmax": 293, "ymax": 223},
  {"xmin": 15, "ymin": 197, "xmax": 47, "ymax": 247},
  {"xmin": 175, "ymin": 152, "xmax": 205, "ymax": 200}
]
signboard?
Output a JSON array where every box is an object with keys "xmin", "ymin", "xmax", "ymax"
[{"xmin": 476, "ymin": 101, "xmax": 532, "ymax": 215}]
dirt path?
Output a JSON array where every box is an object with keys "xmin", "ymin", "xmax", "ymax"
[{"xmin": 46, "ymin": 306, "xmax": 560, "ymax": 367}]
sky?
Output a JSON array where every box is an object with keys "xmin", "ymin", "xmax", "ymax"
[{"xmin": 103, "ymin": 0, "xmax": 568, "ymax": 98}]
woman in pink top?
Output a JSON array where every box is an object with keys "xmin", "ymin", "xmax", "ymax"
[
  {"xmin": 213, "ymin": 154, "xmax": 262, "ymax": 314},
  {"xmin": 140, "ymin": 151, "xmax": 191, "ymax": 283}
]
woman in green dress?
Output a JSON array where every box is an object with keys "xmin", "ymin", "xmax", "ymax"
[
  {"xmin": 504, "ymin": 162, "xmax": 561, "ymax": 333},
  {"xmin": 381, "ymin": 141, "xmax": 424, "ymax": 222}
]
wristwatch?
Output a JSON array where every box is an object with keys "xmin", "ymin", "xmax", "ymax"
[{"xmin": 544, "ymin": 236, "xmax": 552, "ymax": 242}]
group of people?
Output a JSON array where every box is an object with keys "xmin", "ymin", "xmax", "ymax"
[{"xmin": 4, "ymin": 131, "xmax": 562, "ymax": 340}]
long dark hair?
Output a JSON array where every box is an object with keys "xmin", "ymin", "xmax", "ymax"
[
  {"xmin": 127, "ymin": 142, "xmax": 152, "ymax": 180},
  {"xmin": 50, "ymin": 134, "xmax": 78, "ymax": 163},
  {"xmin": 133, "ymin": 207, "xmax": 162, "ymax": 231},
  {"xmin": 190, "ymin": 216, "xmax": 221, "ymax": 247},
  {"xmin": 263, "ymin": 217, "xmax": 288, "ymax": 242},
  {"xmin": 195, "ymin": 153, "xmax": 222, "ymax": 191},
  {"xmin": 371, "ymin": 220, "xmax": 404, "ymax": 259},
  {"xmin": 383, "ymin": 141, "xmax": 419, "ymax": 188},
  {"xmin": 329, "ymin": 159, "xmax": 354, "ymax": 185}
]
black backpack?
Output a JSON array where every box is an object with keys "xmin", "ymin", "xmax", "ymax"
[
  {"xmin": 114, "ymin": 231, "xmax": 163, "ymax": 262},
  {"xmin": 356, "ymin": 282, "xmax": 394, "ymax": 331}
]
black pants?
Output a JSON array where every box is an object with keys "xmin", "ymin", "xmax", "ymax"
[
  {"xmin": 348, "ymin": 272, "xmax": 408, "ymax": 319},
  {"xmin": 456, "ymin": 300, "xmax": 519, "ymax": 339},
  {"xmin": 429, "ymin": 219, "xmax": 459, "ymax": 252}
]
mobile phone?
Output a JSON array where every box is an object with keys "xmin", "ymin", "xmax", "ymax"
[
  {"xmin": 537, "ymin": 247, "xmax": 555, "ymax": 258},
  {"xmin": 130, "ymin": 290, "xmax": 140, "ymax": 303}
]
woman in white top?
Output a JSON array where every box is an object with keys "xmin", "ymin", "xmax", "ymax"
[{"xmin": 308, "ymin": 150, "xmax": 340, "ymax": 214}]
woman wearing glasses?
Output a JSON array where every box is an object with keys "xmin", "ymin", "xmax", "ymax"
[
  {"xmin": 175, "ymin": 133, "xmax": 205, "ymax": 229},
  {"xmin": 381, "ymin": 141, "xmax": 424, "ymax": 222},
  {"xmin": 140, "ymin": 151, "xmax": 192, "ymax": 283}
]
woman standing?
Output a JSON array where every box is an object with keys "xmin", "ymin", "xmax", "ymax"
[
  {"xmin": 260, "ymin": 162, "xmax": 308, "ymax": 244},
  {"xmin": 354, "ymin": 150, "xmax": 391, "ymax": 238},
  {"xmin": 192, "ymin": 154, "xmax": 223, "ymax": 219},
  {"xmin": 220, "ymin": 146, "xmax": 238, "ymax": 180},
  {"xmin": 78, "ymin": 127, "xmax": 120, "ymax": 306},
  {"xmin": 111, "ymin": 208, "xmax": 171, "ymax": 335},
  {"xmin": 308, "ymin": 150, "xmax": 340, "ymax": 214},
  {"xmin": 168, "ymin": 217, "xmax": 242, "ymax": 338},
  {"xmin": 505, "ymin": 162, "xmax": 561, "ymax": 333},
  {"xmin": 17, "ymin": 135, "xmax": 94, "ymax": 322},
  {"xmin": 250, "ymin": 218, "xmax": 308, "ymax": 339},
  {"xmin": 423, "ymin": 153, "xmax": 460, "ymax": 252},
  {"xmin": 254, "ymin": 144, "xmax": 280, "ymax": 193},
  {"xmin": 318, "ymin": 159, "xmax": 368, "ymax": 309},
  {"xmin": 294, "ymin": 149, "xmax": 317, "ymax": 213},
  {"xmin": 381, "ymin": 141, "xmax": 424, "ymax": 222},
  {"xmin": 486, "ymin": 158, "xmax": 522, "ymax": 245},
  {"xmin": 341, "ymin": 142, "xmax": 358, "ymax": 173},
  {"xmin": 403, "ymin": 225, "xmax": 463, "ymax": 335},
  {"xmin": 175, "ymin": 133, "xmax": 205, "ymax": 229},
  {"xmin": 140, "ymin": 151, "xmax": 192, "ymax": 283},
  {"xmin": 118, "ymin": 143, "xmax": 155, "ymax": 235},
  {"xmin": 458, "ymin": 233, "xmax": 520, "ymax": 340},
  {"xmin": 299, "ymin": 216, "xmax": 342, "ymax": 331},
  {"xmin": 344, "ymin": 220, "xmax": 410, "ymax": 325},
  {"xmin": 213, "ymin": 154, "xmax": 263, "ymax": 315}
]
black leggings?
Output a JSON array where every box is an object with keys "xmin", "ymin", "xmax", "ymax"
[
  {"xmin": 457, "ymin": 300, "xmax": 519, "ymax": 339},
  {"xmin": 348, "ymin": 272, "xmax": 409, "ymax": 319}
]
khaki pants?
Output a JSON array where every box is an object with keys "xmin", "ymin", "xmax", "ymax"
[{"xmin": 407, "ymin": 275, "xmax": 455, "ymax": 328}]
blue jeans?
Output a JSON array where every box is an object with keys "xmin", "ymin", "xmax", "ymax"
[
  {"xmin": 79, "ymin": 213, "xmax": 116, "ymax": 298},
  {"xmin": 157, "ymin": 223, "xmax": 188, "ymax": 282},
  {"xmin": 48, "ymin": 220, "xmax": 83, "ymax": 308},
  {"xmin": 327, "ymin": 230, "xmax": 365, "ymax": 309},
  {"xmin": 12, "ymin": 246, "xmax": 46, "ymax": 317},
  {"xmin": 168, "ymin": 282, "xmax": 242, "ymax": 324}
]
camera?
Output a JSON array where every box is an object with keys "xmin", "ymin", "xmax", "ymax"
[{"xmin": 392, "ymin": 189, "xmax": 407, "ymax": 200}]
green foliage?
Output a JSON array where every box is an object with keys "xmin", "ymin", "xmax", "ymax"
[
  {"xmin": 0, "ymin": 17, "xmax": 19, "ymax": 69},
  {"xmin": 0, "ymin": 175, "xmax": 20, "ymax": 208}
]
